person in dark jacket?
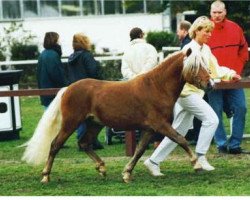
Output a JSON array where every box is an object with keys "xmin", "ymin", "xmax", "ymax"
[
  {"xmin": 66, "ymin": 33, "xmax": 98, "ymax": 84},
  {"xmin": 66, "ymin": 32, "xmax": 103, "ymax": 150},
  {"xmin": 37, "ymin": 32, "xmax": 66, "ymax": 108},
  {"xmin": 177, "ymin": 20, "xmax": 192, "ymax": 49}
]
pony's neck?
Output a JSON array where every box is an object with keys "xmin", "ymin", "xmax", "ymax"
[{"xmin": 150, "ymin": 52, "xmax": 185, "ymax": 98}]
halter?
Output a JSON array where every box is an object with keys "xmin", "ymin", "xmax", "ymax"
[{"xmin": 182, "ymin": 52, "xmax": 209, "ymax": 89}]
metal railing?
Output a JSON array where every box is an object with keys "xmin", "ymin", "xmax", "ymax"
[
  {"xmin": 162, "ymin": 47, "xmax": 250, "ymax": 52},
  {"xmin": 0, "ymin": 55, "xmax": 123, "ymax": 68}
]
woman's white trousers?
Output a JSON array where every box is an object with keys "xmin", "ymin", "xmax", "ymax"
[{"xmin": 150, "ymin": 93, "xmax": 219, "ymax": 164}]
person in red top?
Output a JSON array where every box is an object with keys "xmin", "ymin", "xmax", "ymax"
[{"xmin": 207, "ymin": 0, "xmax": 249, "ymax": 154}]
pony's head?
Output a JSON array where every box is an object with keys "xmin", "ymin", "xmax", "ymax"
[{"xmin": 182, "ymin": 48, "xmax": 212, "ymax": 90}]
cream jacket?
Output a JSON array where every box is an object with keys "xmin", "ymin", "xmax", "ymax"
[
  {"xmin": 181, "ymin": 40, "xmax": 236, "ymax": 97},
  {"xmin": 121, "ymin": 39, "xmax": 158, "ymax": 79}
]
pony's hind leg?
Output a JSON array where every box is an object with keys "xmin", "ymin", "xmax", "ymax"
[
  {"xmin": 122, "ymin": 130, "xmax": 153, "ymax": 183},
  {"xmin": 41, "ymin": 121, "xmax": 78, "ymax": 183},
  {"xmin": 78, "ymin": 119, "xmax": 106, "ymax": 176}
]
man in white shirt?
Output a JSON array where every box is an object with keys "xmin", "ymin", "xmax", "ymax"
[
  {"xmin": 121, "ymin": 27, "xmax": 158, "ymax": 79},
  {"xmin": 121, "ymin": 27, "xmax": 163, "ymax": 148}
]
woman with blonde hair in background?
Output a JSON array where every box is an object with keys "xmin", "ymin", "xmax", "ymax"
[{"xmin": 66, "ymin": 32, "xmax": 103, "ymax": 150}]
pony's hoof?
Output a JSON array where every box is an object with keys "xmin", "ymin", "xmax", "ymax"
[
  {"xmin": 195, "ymin": 168, "xmax": 204, "ymax": 173},
  {"xmin": 41, "ymin": 176, "xmax": 50, "ymax": 184},
  {"xmin": 190, "ymin": 157, "xmax": 197, "ymax": 166},
  {"xmin": 122, "ymin": 172, "xmax": 131, "ymax": 183},
  {"xmin": 193, "ymin": 161, "xmax": 202, "ymax": 172},
  {"xmin": 97, "ymin": 166, "xmax": 106, "ymax": 177},
  {"xmin": 99, "ymin": 171, "xmax": 106, "ymax": 177}
]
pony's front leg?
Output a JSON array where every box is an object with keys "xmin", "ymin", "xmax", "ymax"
[
  {"xmin": 41, "ymin": 131, "xmax": 72, "ymax": 183},
  {"xmin": 122, "ymin": 131, "xmax": 153, "ymax": 183},
  {"xmin": 158, "ymin": 124, "xmax": 200, "ymax": 170}
]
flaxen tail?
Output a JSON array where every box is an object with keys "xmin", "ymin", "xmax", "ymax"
[{"xmin": 21, "ymin": 87, "xmax": 67, "ymax": 165}]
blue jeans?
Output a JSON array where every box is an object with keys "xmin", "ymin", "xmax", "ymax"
[
  {"xmin": 207, "ymin": 89, "xmax": 247, "ymax": 149},
  {"xmin": 77, "ymin": 123, "xmax": 87, "ymax": 140}
]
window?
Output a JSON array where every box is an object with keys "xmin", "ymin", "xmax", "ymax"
[
  {"xmin": 124, "ymin": 0, "xmax": 144, "ymax": 14},
  {"xmin": 40, "ymin": 0, "xmax": 59, "ymax": 17},
  {"xmin": 61, "ymin": 0, "xmax": 80, "ymax": 16},
  {"xmin": 23, "ymin": 0, "xmax": 38, "ymax": 18},
  {"xmin": 146, "ymin": 0, "xmax": 166, "ymax": 14},
  {"xmin": 0, "ymin": 0, "xmax": 166, "ymax": 21},
  {"xmin": 2, "ymin": 0, "xmax": 21, "ymax": 19},
  {"xmin": 82, "ymin": 0, "xmax": 102, "ymax": 15},
  {"xmin": 104, "ymin": 0, "xmax": 122, "ymax": 15}
]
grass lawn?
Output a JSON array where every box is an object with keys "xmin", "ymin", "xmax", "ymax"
[{"xmin": 0, "ymin": 90, "xmax": 250, "ymax": 196}]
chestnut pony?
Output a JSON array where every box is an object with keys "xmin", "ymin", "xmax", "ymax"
[{"xmin": 22, "ymin": 49, "xmax": 211, "ymax": 183}]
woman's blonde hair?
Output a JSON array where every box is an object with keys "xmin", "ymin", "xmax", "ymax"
[
  {"xmin": 72, "ymin": 33, "xmax": 91, "ymax": 51},
  {"xmin": 188, "ymin": 16, "xmax": 214, "ymax": 39}
]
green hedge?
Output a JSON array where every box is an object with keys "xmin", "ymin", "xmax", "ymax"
[
  {"xmin": 10, "ymin": 44, "xmax": 39, "ymax": 88},
  {"xmin": 98, "ymin": 59, "xmax": 122, "ymax": 81},
  {"xmin": 146, "ymin": 31, "xmax": 177, "ymax": 51},
  {"xmin": 11, "ymin": 44, "xmax": 39, "ymax": 61},
  {"xmin": 0, "ymin": 51, "xmax": 5, "ymax": 61},
  {"xmin": 15, "ymin": 64, "xmax": 37, "ymax": 88}
]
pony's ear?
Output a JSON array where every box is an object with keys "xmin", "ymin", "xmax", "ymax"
[{"xmin": 186, "ymin": 48, "xmax": 192, "ymax": 57}]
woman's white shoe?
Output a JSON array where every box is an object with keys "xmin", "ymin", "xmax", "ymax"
[
  {"xmin": 197, "ymin": 156, "xmax": 215, "ymax": 171},
  {"xmin": 144, "ymin": 158, "xmax": 164, "ymax": 176}
]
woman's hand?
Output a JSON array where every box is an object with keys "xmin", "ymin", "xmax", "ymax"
[
  {"xmin": 231, "ymin": 74, "xmax": 241, "ymax": 82},
  {"xmin": 221, "ymin": 74, "xmax": 241, "ymax": 83}
]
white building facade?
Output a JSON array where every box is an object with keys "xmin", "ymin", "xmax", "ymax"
[{"xmin": 0, "ymin": 0, "xmax": 171, "ymax": 56}]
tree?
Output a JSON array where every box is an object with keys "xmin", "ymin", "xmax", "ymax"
[{"xmin": 0, "ymin": 22, "xmax": 38, "ymax": 69}]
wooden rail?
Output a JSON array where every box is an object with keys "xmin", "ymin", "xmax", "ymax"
[
  {"xmin": 0, "ymin": 56, "xmax": 123, "ymax": 66},
  {"xmin": 1, "ymin": 78, "xmax": 250, "ymax": 156},
  {"xmin": 0, "ymin": 88, "xmax": 60, "ymax": 97},
  {"xmin": 214, "ymin": 78, "xmax": 250, "ymax": 89}
]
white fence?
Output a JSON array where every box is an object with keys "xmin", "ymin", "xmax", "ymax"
[
  {"xmin": 0, "ymin": 55, "xmax": 123, "ymax": 68},
  {"xmin": 162, "ymin": 47, "xmax": 250, "ymax": 52}
]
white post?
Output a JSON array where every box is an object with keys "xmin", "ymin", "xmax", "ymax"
[
  {"xmin": 5, "ymin": 47, "xmax": 13, "ymax": 70},
  {"xmin": 158, "ymin": 52, "xmax": 164, "ymax": 62}
]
